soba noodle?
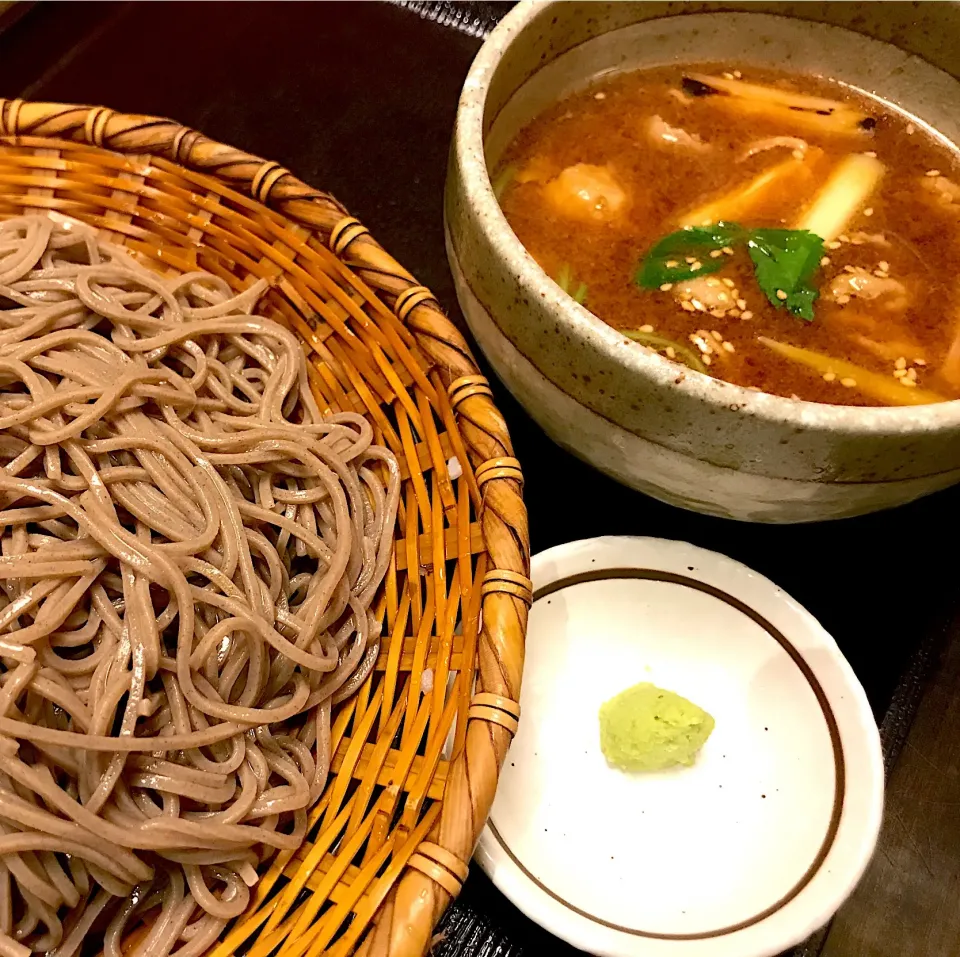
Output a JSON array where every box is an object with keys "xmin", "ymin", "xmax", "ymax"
[{"xmin": 0, "ymin": 216, "xmax": 400, "ymax": 957}]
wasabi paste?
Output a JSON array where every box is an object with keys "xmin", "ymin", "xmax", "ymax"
[{"xmin": 599, "ymin": 682, "xmax": 714, "ymax": 772}]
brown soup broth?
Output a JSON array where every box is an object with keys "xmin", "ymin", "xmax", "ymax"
[{"xmin": 496, "ymin": 65, "xmax": 960, "ymax": 406}]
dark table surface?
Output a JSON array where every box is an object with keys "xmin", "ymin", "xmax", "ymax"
[{"xmin": 0, "ymin": 3, "xmax": 955, "ymax": 955}]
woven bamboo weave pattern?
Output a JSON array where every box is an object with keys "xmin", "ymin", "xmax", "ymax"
[{"xmin": 0, "ymin": 99, "xmax": 529, "ymax": 957}]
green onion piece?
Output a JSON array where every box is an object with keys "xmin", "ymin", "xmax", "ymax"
[
  {"xmin": 555, "ymin": 266, "xmax": 588, "ymax": 305},
  {"xmin": 492, "ymin": 164, "xmax": 517, "ymax": 201},
  {"xmin": 795, "ymin": 154, "xmax": 884, "ymax": 242},
  {"xmin": 759, "ymin": 337, "xmax": 947, "ymax": 406},
  {"xmin": 624, "ymin": 330, "xmax": 708, "ymax": 374}
]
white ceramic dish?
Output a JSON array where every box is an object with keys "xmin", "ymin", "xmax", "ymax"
[{"xmin": 475, "ymin": 536, "xmax": 884, "ymax": 957}]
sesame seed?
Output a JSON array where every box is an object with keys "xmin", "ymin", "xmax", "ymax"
[
  {"xmin": 709, "ymin": 249, "xmax": 723, "ymax": 258},
  {"xmin": 721, "ymin": 246, "xmax": 735, "ymax": 256},
  {"xmin": 717, "ymin": 293, "xmax": 729, "ymax": 302},
  {"xmin": 741, "ymin": 310, "xmax": 753, "ymax": 320},
  {"xmin": 692, "ymin": 299, "xmax": 706, "ymax": 311},
  {"xmin": 838, "ymin": 234, "xmax": 850, "ymax": 243},
  {"xmin": 666, "ymin": 260, "xmax": 679, "ymax": 268},
  {"xmin": 736, "ymin": 298, "xmax": 747, "ymax": 309},
  {"xmin": 691, "ymin": 262, "xmax": 702, "ymax": 272},
  {"xmin": 594, "ymin": 92, "xmax": 606, "ymax": 100},
  {"xmin": 733, "ymin": 70, "xmax": 743, "ymax": 78},
  {"xmin": 864, "ymin": 151, "xmax": 877, "ymax": 158},
  {"xmin": 907, "ymin": 367, "xmax": 918, "ymax": 381},
  {"xmin": 863, "ymin": 207, "xmax": 874, "ymax": 217},
  {"xmin": 709, "ymin": 308, "xmax": 725, "ymax": 318},
  {"xmin": 823, "ymin": 372, "xmax": 836, "ymax": 382},
  {"xmin": 723, "ymin": 72, "xmax": 735, "ymax": 80},
  {"xmin": 900, "ymin": 377, "xmax": 917, "ymax": 387},
  {"xmin": 836, "ymin": 294, "xmax": 851, "ymax": 305},
  {"xmin": 826, "ymin": 240, "xmax": 842, "ymax": 250},
  {"xmin": 820, "ymin": 257, "xmax": 830, "ymax": 267},
  {"xmin": 722, "ymin": 278, "xmax": 736, "ymax": 288},
  {"xmin": 776, "ymin": 289, "xmax": 788, "ymax": 301},
  {"xmin": 895, "ymin": 357, "xmax": 907, "ymax": 370},
  {"xmin": 907, "ymin": 123, "xmax": 916, "ymax": 134},
  {"xmin": 665, "ymin": 346, "xmax": 676, "ymax": 359},
  {"xmin": 685, "ymin": 256, "xmax": 696, "ymax": 264},
  {"xmin": 926, "ymin": 168, "xmax": 941, "ymax": 177},
  {"xmin": 722, "ymin": 340, "xmax": 736, "ymax": 353},
  {"xmin": 706, "ymin": 278, "xmax": 721, "ymax": 287},
  {"xmin": 893, "ymin": 368, "xmax": 907, "ymax": 378},
  {"xmin": 914, "ymin": 358, "xmax": 927, "ymax": 366},
  {"xmin": 878, "ymin": 260, "xmax": 890, "ymax": 272},
  {"xmin": 659, "ymin": 283, "xmax": 674, "ymax": 291},
  {"xmin": 640, "ymin": 324, "xmax": 655, "ymax": 333},
  {"xmin": 729, "ymin": 308, "xmax": 741, "ymax": 318},
  {"xmin": 702, "ymin": 355, "xmax": 712, "ymax": 366},
  {"xmin": 843, "ymin": 265, "xmax": 858, "ymax": 273},
  {"xmin": 874, "ymin": 268, "xmax": 889, "ymax": 278},
  {"xmin": 792, "ymin": 148, "xmax": 804, "ymax": 160},
  {"xmin": 840, "ymin": 377, "xmax": 857, "ymax": 388},
  {"xmin": 680, "ymin": 300, "xmax": 695, "ymax": 312}
]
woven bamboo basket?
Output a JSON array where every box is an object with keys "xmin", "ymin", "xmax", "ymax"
[{"xmin": 0, "ymin": 99, "xmax": 529, "ymax": 957}]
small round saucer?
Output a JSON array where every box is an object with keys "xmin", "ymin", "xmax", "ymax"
[{"xmin": 475, "ymin": 536, "xmax": 883, "ymax": 957}]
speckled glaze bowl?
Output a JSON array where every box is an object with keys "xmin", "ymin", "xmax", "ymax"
[{"xmin": 445, "ymin": 0, "xmax": 960, "ymax": 522}]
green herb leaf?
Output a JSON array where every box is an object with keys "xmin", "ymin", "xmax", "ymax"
[
  {"xmin": 636, "ymin": 222, "xmax": 746, "ymax": 287},
  {"xmin": 636, "ymin": 222, "xmax": 826, "ymax": 320},
  {"xmin": 746, "ymin": 228, "xmax": 824, "ymax": 322}
]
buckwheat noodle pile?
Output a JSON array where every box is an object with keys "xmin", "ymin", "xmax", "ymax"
[{"xmin": 0, "ymin": 216, "xmax": 400, "ymax": 957}]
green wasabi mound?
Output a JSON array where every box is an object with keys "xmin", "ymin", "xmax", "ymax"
[{"xmin": 599, "ymin": 682, "xmax": 715, "ymax": 772}]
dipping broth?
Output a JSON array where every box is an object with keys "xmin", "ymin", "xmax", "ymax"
[{"xmin": 495, "ymin": 65, "xmax": 960, "ymax": 407}]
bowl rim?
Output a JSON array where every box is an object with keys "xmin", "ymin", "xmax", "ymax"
[{"xmin": 454, "ymin": 0, "xmax": 960, "ymax": 437}]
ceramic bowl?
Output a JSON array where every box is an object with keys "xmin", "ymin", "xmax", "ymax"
[{"xmin": 445, "ymin": 0, "xmax": 960, "ymax": 522}]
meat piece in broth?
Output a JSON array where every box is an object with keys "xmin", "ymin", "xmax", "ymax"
[
  {"xmin": 647, "ymin": 115, "xmax": 709, "ymax": 151},
  {"xmin": 541, "ymin": 164, "xmax": 628, "ymax": 221},
  {"xmin": 828, "ymin": 267, "xmax": 908, "ymax": 310},
  {"xmin": 922, "ymin": 173, "xmax": 960, "ymax": 207},
  {"xmin": 674, "ymin": 277, "xmax": 736, "ymax": 313}
]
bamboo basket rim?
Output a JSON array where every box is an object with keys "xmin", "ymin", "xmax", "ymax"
[{"xmin": 0, "ymin": 98, "xmax": 529, "ymax": 957}]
